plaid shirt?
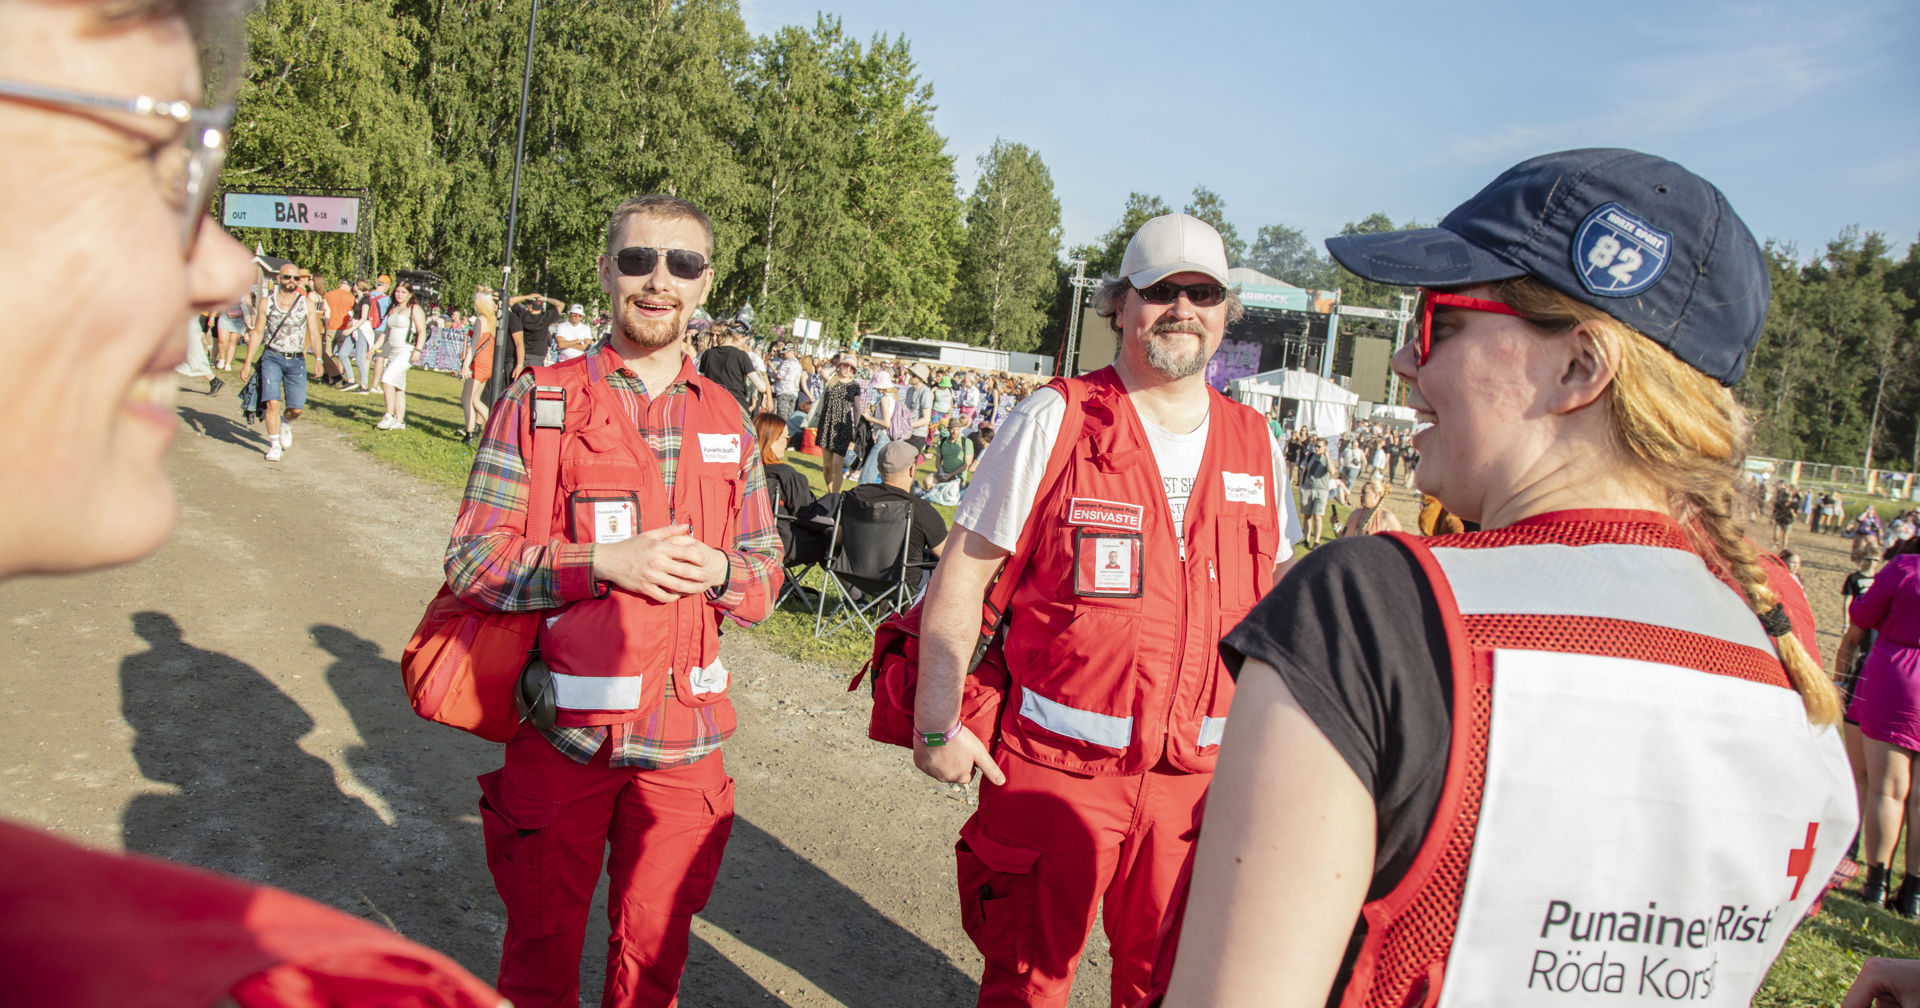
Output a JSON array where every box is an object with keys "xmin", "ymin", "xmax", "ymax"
[{"xmin": 446, "ymin": 343, "xmax": 781, "ymax": 768}]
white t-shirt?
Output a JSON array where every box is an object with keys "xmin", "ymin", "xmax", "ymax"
[
  {"xmin": 955, "ymin": 386, "xmax": 1303, "ymax": 562},
  {"xmin": 552, "ymin": 319, "xmax": 593, "ymax": 360}
]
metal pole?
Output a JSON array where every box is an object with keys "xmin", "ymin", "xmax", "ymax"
[
  {"xmin": 492, "ymin": 0, "xmax": 540, "ymax": 405},
  {"xmin": 1061, "ymin": 258, "xmax": 1087, "ymax": 376}
]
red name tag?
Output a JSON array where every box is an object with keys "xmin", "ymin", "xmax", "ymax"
[{"xmin": 1066, "ymin": 497, "xmax": 1144, "ymax": 531}]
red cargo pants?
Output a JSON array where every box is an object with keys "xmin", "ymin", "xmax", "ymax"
[
  {"xmin": 957, "ymin": 750, "xmax": 1211, "ymax": 1008},
  {"xmin": 479, "ymin": 724, "xmax": 733, "ymax": 1008}
]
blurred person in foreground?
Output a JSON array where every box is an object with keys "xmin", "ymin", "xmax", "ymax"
[
  {"xmin": 0, "ymin": 0, "xmax": 501, "ymax": 1004},
  {"xmin": 1152, "ymin": 150, "xmax": 1855, "ymax": 1006}
]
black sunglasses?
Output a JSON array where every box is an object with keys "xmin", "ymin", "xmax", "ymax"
[
  {"xmin": 612, "ymin": 246, "xmax": 708, "ymax": 281},
  {"xmin": 1134, "ymin": 280, "xmax": 1227, "ymax": 308}
]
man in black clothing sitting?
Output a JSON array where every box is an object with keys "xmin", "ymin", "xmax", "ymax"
[{"xmin": 851, "ymin": 441, "xmax": 947, "ymax": 569}]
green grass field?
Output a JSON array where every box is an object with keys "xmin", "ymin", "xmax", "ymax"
[{"xmin": 301, "ymin": 368, "xmax": 1907, "ymax": 1002}]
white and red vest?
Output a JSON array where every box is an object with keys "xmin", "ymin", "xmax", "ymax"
[
  {"xmin": 535, "ymin": 353, "xmax": 755, "ymax": 728},
  {"xmin": 1343, "ymin": 510, "xmax": 1855, "ymax": 1007},
  {"xmin": 998, "ymin": 367, "xmax": 1282, "ymax": 776}
]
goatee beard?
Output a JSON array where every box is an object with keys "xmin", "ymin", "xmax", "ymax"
[
  {"xmin": 1144, "ymin": 323, "xmax": 1207, "ymax": 379},
  {"xmin": 616, "ymin": 301, "xmax": 682, "ymax": 350}
]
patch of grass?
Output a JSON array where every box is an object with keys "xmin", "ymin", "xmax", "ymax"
[
  {"xmin": 299, "ymin": 367, "xmax": 479, "ymax": 492},
  {"xmin": 1756, "ymin": 891, "xmax": 1920, "ymax": 1005}
]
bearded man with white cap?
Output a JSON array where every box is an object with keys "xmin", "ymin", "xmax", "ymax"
[{"xmin": 913, "ymin": 213, "xmax": 1303, "ymax": 1006}]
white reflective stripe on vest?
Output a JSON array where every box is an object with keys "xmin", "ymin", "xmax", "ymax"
[
  {"xmin": 1198, "ymin": 716, "xmax": 1226, "ymax": 748},
  {"xmin": 1430, "ymin": 543, "xmax": 1775, "ymax": 654},
  {"xmin": 1019, "ymin": 688, "xmax": 1132, "ymax": 749},
  {"xmin": 551, "ymin": 672, "xmax": 644, "ymax": 711},
  {"xmin": 688, "ymin": 659, "xmax": 727, "ymax": 696}
]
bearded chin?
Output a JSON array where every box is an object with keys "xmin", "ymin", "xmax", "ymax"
[
  {"xmin": 617, "ymin": 303, "xmax": 682, "ymax": 350},
  {"xmin": 1145, "ymin": 334, "xmax": 1206, "ymax": 379}
]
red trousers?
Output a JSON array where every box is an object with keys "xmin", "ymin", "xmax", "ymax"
[
  {"xmin": 479, "ymin": 725, "xmax": 733, "ymax": 1008},
  {"xmin": 958, "ymin": 750, "xmax": 1211, "ymax": 1008}
]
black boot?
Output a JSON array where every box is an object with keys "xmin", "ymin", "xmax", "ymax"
[
  {"xmin": 1862, "ymin": 863, "xmax": 1891, "ymax": 904},
  {"xmin": 1891, "ymin": 874, "xmax": 1920, "ymax": 918}
]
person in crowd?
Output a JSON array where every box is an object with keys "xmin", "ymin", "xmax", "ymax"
[
  {"xmin": 295, "ymin": 269, "xmax": 328, "ymax": 378},
  {"xmin": 1777, "ymin": 548, "xmax": 1802, "ymax": 583},
  {"xmin": 698, "ymin": 322, "xmax": 765, "ymax": 416},
  {"xmin": 552, "ymin": 303, "xmax": 594, "ymax": 362},
  {"xmin": 770, "ymin": 344, "xmax": 803, "ymax": 419},
  {"xmin": 460, "ymin": 288, "xmax": 495, "ymax": 444},
  {"xmin": 754, "ymin": 411, "xmax": 831, "ymax": 567},
  {"xmin": 1297, "ymin": 437, "xmax": 1334, "ymax": 545},
  {"xmin": 212, "ymin": 284, "xmax": 252, "ymax": 371},
  {"xmin": 507, "ymin": 291, "xmax": 564, "ymax": 370},
  {"xmin": 238, "ymin": 260, "xmax": 319, "ymax": 462},
  {"xmin": 1834, "ymin": 534, "xmax": 1886, "ymax": 868},
  {"xmin": 856, "ymin": 369, "xmax": 901, "ymax": 485},
  {"xmin": 1843, "ymin": 534, "xmax": 1920, "ymax": 916},
  {"xmin": 1337, "ymin": 480, "xmax": 1401, "ymax": 538},
  {"xmin": 919, "ymin": 415, "xmax": 975, "ymax": 506},
  {"xmin": 360, "ymin": 275, "xmax": 391, "ymax": 397},
  {"xmin": 914, "ymin": 214, "xmax": 1301, "ymax": 1008},
  {"xmin": 903, "ymin": 365, "xmax": 934, "ymax": 451},
  {"xmin": 0, "ymin": 1, "xmax": 504, "ymax": 1002},
  {"xmin": 445, "ymin": 193, "xmax": 779, "ymax": 1008},
  {"xmin": 375, "ymin": 280, "xmax": 424, "ymax": 431},
  {"xmin": 320, "ymin": 278, "xmax": 360, "ymax": 390},
  {"xmin": 814, "ymin": 357, "xmax": 863, "ymax": 496},
  {"xmin": 1154, "ymin": 149, "xmax": 1854, "ymax": 1007},
  {"xmin": 854, "ymin": 440, "xmax": 947, "ymax": 575},
  {"xmin": 1771, "ymin": 483, "xmax": 1797, "ymax": 550}
]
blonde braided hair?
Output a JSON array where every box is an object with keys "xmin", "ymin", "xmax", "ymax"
[{"xmin": 1493, "ymin": 278, "xmax": 1841, "ymax": 725}]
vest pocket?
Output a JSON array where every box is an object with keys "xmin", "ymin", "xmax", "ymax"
[
  {"xmin": 956, "ymin": 823, "xmax": 1041, "ymax": 975},
  {"xmin": 694, "ymin": 475, "xmax": 741, "ymax": 547},
  {"xmin": 1215, "ymin": 509, "xmax": 1278, "ymax": 611}
]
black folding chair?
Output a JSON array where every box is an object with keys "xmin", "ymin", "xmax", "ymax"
[
  {"xmin": 813, "ymin": 493, "xmax": 932, "ymax": 638},
  {"xmin": 772, "ymin": 481, "xmax": 832, "ymax": 610}
]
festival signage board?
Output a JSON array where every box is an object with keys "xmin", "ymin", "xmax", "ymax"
[{"xmin": 222, "ymin": 193, "xmax": 360, "ymax": 234}]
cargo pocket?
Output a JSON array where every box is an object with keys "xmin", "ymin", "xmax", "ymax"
[
  {"xmin": 669, "ymin": 774, "xmax": 736, "ymax": 915},
  {"xmin": 478, "ymin": 767, "xmax": 563, "ymax": 938},
  {"xmin": 955, "ymin": 822, "xmax": 1041, "ymax": 975}
]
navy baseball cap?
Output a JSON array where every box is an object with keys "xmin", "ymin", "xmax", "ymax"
[{"xmin": 1324, "ymin": 148, "xmax": 1769, "ymax": 385}]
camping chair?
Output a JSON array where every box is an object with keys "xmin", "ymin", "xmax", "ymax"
[
  {"xmin": 813, "ymin": 493, "xmax": 932, "ymax": 638},
  {"xmin": 772, "ymin": 480, "xmax": 831, "ymax": 610}
]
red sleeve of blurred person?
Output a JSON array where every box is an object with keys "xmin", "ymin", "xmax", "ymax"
[{"xmin": 0, "ymin": 819, "xmax": 503, "ymax": 1008}]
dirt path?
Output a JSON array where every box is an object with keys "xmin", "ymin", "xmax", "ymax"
[
  {"xmin": 0, "ymin": 378, "xmax": 1038, "ymax": 1007},
  {"xmin": 0, "ymin": 381, "xmax": 1855, "ymax": 1006}
]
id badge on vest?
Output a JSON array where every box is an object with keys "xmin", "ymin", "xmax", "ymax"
[
  {"xmin": 570, "ymin": 492, "xmax": 639, "ymax": 544},
  {"xmin": 1073, "ymin": 529, "xmax": 1142, "ymax": 598}
]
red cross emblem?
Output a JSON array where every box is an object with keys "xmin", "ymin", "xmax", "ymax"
[{"xmin": 1786, "ymin": 822, "xmax": 1819, "ymax": 900}]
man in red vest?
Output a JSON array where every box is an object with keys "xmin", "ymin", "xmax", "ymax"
[
  {"xmin": 444, "ymin": 194, "xmax": 781, "ymax": 1008},
  {"xmin": 913, "ymin": 214, "xmax": 1303, "ymax": 1007}
]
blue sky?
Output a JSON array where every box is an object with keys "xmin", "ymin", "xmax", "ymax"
[{"xmin": 740, "ymin": 0, "xmax": 1920, "ymax": 275}]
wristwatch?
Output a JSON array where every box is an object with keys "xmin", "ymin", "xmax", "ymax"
[{"xmin": 918, "ymin": 720, "xmax": 963, "ymax": 747}]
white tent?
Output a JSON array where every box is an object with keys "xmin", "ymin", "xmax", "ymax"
[{"xmin": 1227, "ymin": 368, "xmax": 1358, "ymax": 437}]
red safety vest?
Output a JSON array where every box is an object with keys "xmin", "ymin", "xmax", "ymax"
[
  {"xmin": 997, "ymin": 367, "xmax": 1281, "ymax": 776},
  {"xmin": 0, "ymin": 820, "xmax": 503, "ymax": 1007},
  {"xmin": 1342, "ymin": 511, "xmax": 1854, "ymax": 1007},
  {"xmin": 535, "ymin": 351, "xmax": 756, "ymax": 728}
]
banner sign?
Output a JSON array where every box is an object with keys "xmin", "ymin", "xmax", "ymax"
[{"xmin": 222, "ymin": 193, "xmax": 360, "ymax": 234}]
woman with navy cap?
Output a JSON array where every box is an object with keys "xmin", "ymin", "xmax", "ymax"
[{"xmin": 1151, "ymin": 149, "xmax": 1856, "ymax": 1007}]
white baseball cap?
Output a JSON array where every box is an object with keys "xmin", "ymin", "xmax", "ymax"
[
  {"xmin": 568, "ymin": 303, "xmax": 584, "ymax": 315},
  {"xmin": 1120, "ymin": 213, "xmax": 1230, "ymax": 288}
]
